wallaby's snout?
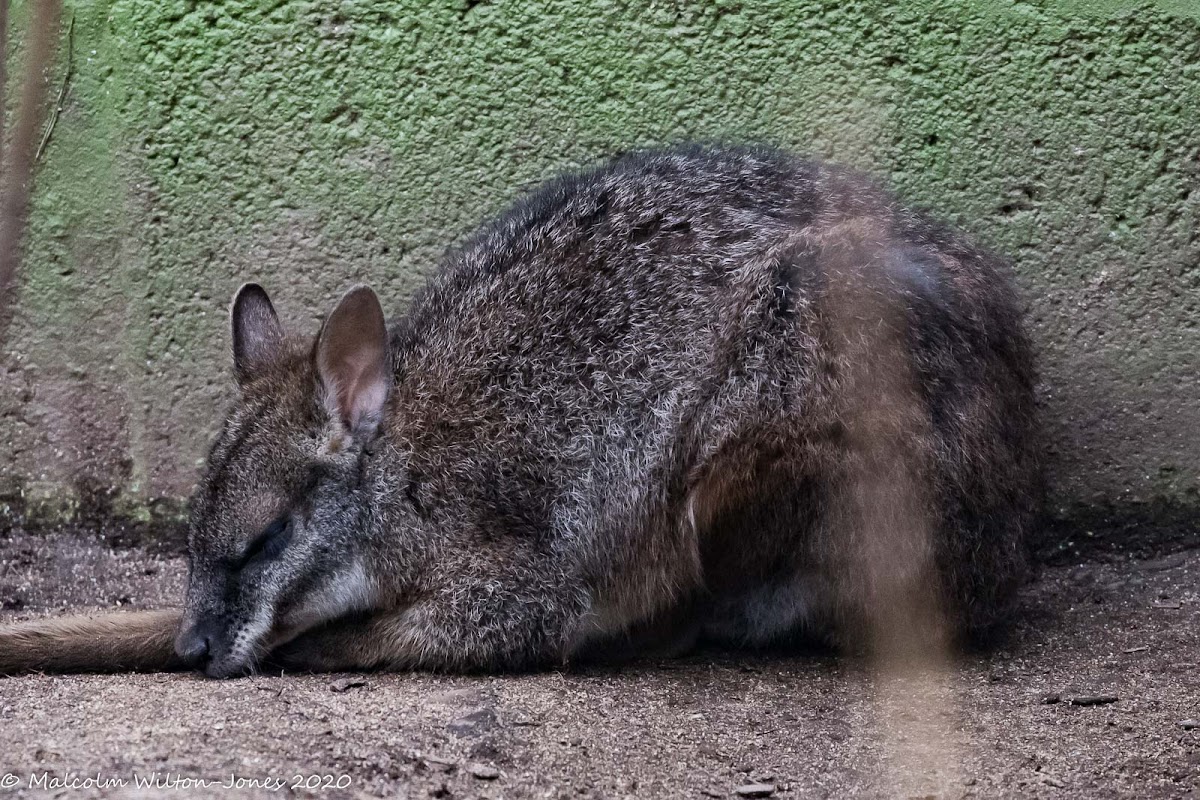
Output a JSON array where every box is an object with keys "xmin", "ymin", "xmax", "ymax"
[{"xmin": 174, "ymin": 619, "xmax": 215, "ymax": 671}]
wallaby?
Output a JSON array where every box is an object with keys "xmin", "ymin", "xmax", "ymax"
[{"xmin": 0, "ymin": 146, "xmax": 1040, "ymax": 678}]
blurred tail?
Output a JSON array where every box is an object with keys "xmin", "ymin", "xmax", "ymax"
[{"xmin": 0, "ymin": 610, "xmax": 185, "ymax": 674}]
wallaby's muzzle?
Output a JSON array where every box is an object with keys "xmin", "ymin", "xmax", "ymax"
[{"xmin": 174, "ymin": 618, "xmax": 218, "ymax": 672}]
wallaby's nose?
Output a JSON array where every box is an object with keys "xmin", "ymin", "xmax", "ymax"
[{"xmin": 175, "ymin": 623, "xmax": 213, "ymax": 670}]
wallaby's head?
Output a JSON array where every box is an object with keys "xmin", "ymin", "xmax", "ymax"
[{"xmin": 176, "ymin": 283, "xmax": 391, "ymax": 677}]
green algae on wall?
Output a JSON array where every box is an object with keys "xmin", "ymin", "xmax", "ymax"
[{"xmin": 2, "ymin": 0, "xmax": 1198, "ymax": 538}]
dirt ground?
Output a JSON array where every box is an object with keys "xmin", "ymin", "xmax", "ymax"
[{"xmin": 0, "ymin": 529, "xmax": 1196, "ymax": 799}]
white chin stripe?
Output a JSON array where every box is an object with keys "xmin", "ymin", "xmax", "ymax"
[{"xmin": 283, "ymin": 560, "xmax": 375, "ymax": 637}]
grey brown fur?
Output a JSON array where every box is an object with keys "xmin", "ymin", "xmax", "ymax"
[{"xmin": 0, "ymin": 146, "xmax": 1039, "ymax": 678}]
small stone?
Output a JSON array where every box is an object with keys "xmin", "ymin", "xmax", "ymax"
[
  {"xmin": 1066, "ymin": 695, "xmax": 1118, "ymax": 707},
  {"xmin": 510, "ymin": 715, "xmax": 541, "ymax": 727},
  {"xmin": 467, "ymin": 763, "xmax": 500, "ymax": 780},
  {"xmin": 423, "ymin": 755, "xmax": 456, "ymax": 773},
  {"xmin": 1153, "ymin": 600, "xmax": 1182, "ymax": 610},
  {"xmin": 1180, "ymin": 719, "xmax": 1200, "ymax": 730},
  {"xmin": 1136, "ymin": 553, "xmax": 1187, "ymax": 572},
  {"xmin": 734, "ymin": 784, "xmax": 776, "ymax": 798},
  {"xmin": 448, "ymin": 707, "xmax": 497, "ymax": 737},
  {"xmin": 329, "ymin": 677, "xmax": 367, "ymax": 693}
]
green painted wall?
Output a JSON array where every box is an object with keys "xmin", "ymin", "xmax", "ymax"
[{"xmin": 2, "ymin": 0, "xmax": 1198, "ymax": 540}]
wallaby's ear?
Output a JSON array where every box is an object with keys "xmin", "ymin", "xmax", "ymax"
[
  {"xmin": 315, "ymin": 285, "xmax": 390, "ymax": 440},
  {"xmin": 231, "ymin": 283, "xmax": 285, "ymax": 383}
]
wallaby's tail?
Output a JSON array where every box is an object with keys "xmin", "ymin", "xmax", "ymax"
[{"xmin": 0, "ymin": 610, "xmax": 185, "ymax": 674}]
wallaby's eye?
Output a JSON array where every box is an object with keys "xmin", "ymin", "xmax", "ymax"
[{"xmin": 243, "ymin": 517, "xmax": 292, "ymax": 566}]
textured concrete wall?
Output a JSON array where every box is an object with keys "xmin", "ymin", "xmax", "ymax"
[{"xmin": 2, "ymin": 0, "xmax": 1198, "ymax": 541}]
